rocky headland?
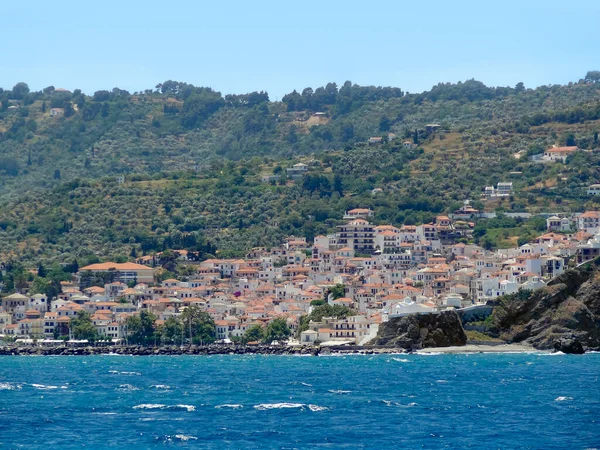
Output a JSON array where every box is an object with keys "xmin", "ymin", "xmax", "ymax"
[{"xmin": 483, "ymin": 259, "xmax": 600, "ymax": 353}]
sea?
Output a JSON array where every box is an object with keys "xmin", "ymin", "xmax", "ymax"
[{"xmin": 0, "ymin": 353, "xmax": 598, "ymax": 449}]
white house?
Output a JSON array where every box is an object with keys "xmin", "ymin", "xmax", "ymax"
[
  {"xmin": 300, "ymin": 329, "xmax": 318, "ymax": 344},
  {"xmin": 587, "ymin": 184, "xmax": 600, "ymax": 196},
  {"xmin": 543, "ymin": 146, "xmax": 578, "ymax": 163},
  {"xmin": 546, "ymin": 216, "xmax": 571, "ymax": 232}
]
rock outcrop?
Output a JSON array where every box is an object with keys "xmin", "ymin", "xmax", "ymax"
[
  {"xmin": 554, "ymin": 337, "xmax": 585, "ymax": 354},
  {"xmin": 485, "ymin": 259, "xmax": 600, "ymax": 351},
  {"xmin": 369, "ymin": 310, "xmax": 467, "ymax": 348}
]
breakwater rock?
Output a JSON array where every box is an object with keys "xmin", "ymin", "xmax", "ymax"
[
  {"xmin": 0, "ymin": 344, "xmax": 407, "ymax": 357},
  {"xmin": 369, "ymin": 310, "xmax": 467, "ymax": 348}
]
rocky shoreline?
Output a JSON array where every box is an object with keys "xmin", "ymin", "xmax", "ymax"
[
  {"xmin": 1, "ymin": 342, "xmax": 592, "ymax": 356},
  {"xmin": 0, "ymin": 344, "xmax": 409, "ymax": 357}
]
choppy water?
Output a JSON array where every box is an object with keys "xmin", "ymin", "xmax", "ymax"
[{"xmin": 0, "ymin": 353, "xmax": 599, "ymax": 449}]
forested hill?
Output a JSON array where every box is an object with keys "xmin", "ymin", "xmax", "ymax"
[{"xmin": 1, "ymin": 72, "xmax": 600, "ymax": 264}]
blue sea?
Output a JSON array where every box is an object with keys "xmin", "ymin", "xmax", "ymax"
[{"xmin": 0, "ymin": 353, "xmax": 599, "ymax": 449}]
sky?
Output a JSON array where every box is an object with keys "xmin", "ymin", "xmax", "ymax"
[{"xmin": 2, "ymin": 0, "xmax": 599, "ymax": 99}]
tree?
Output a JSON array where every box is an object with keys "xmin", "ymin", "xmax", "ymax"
[
  {"xmin": 264, "ymin": 318, "xmax": 291, "ymax": 344},
  {"xmin": 126, "ymin": 310, "xmax": 157, "ymax": 344},
  {"xmin": 37, "ymin": 263, "xmax": 47, "ymax": 278},
  {"xmin": 64, "ymin": 259, "xmax": 79, "ymax": 273},
  {"xmin": 181, "ymin": 88, "xmax": 225, "ymax": 129},
  {"xmin": 70, "ymin": 311, "xmax": 98, "ymax": 341},
  {"xmin": 243, "ymin": 323, "xmax": 265, "ymax": 343},
  {"xmin": 54, "ymin": 169, "xmax": 61, "ymax": 179},
  {"xmin": 93, "ymin": 90, "xmax": 111, "ymax": 102},
  {"xmin": 584, "ymin": 71, "xmax": 600, "ymax": 83},
  {"xmin": 0, "ymin": 157, "xmax": 20, "ymax": 176},
  {"xmin": 181, "ymin": 305, "xmax": 216, "ymax": 344},
  {"xmin": 162, "ymin": 317, "xmax": 183, "ymax": 344},
  {"xmin": 159, "ymin": 249, "xmax": 178, "ymax": 272},
  {"xmin": 379, "ymin": 116, "xmax": 391, "ymax": 132},
  {"xmin": 333, "ymin": 174, "xmax": 343, "ymax": 195},
  {"xmin": 31, "ymin": 277, "xmax": 50, "ymax": 295},
  {"xmin": 11, "ymin": 82, "xmax": 30, "ymax": 100},
  {"xmin": 327, "ymin": 284, "xmax": 345, "ymax": 301}
]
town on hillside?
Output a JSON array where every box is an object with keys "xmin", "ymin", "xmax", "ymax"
[{"xmin": 1, "ymin": 205, "xmax": 600, "ymax": 347}]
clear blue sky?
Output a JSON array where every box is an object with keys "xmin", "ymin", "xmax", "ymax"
[{"xmin": 4, "ymin": 0, "xmax": 599, "ymax": 99}]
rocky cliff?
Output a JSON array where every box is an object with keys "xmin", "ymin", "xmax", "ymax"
[
  {"xmin": 485, "ymin": 259, "xmax": 600, "ymax": 351},
  {"xmin": 370, "ymin": 310, "xmax": 467, "ymax": 348}
]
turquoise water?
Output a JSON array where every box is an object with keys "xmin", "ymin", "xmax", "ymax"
[{"xmin": 0, "ymin": 353, "xmax": 599, "ymax": 449}]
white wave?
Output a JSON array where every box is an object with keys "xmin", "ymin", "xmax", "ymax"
[
  {"xmin": 301, "ymin": 382, "xmax": 313, "ymax": 387},
  {"xmin": 215, "ymin": 404, "xmax": 243, "ymax": 409},
  {"xmin": 93, "ymin": 412, "xmax": 118, "ymax": 415},
  {"xmin": 31, "ymin": 384, "xmax": 67, "ymax": 390},
  {"xmin": 328, "ymin": 389, "xmax": 352, "ymax": 395},
  {"xmin": 555, "ymin": 396, "xmax": 573, "ymax": 402},
  {"xmin": 133, "ymin": 404, "xmax": 195, "ymax": 412},
  {"xmin": 174, "ymin": 435, "xmax": 198, "ymax": 441},
  {"xmin": 117, "ymin": 384, "xmax": 140, "ymax": 391},
  {"xmin": 109, "ymin": 370, "xmax": 141, "ymax": 375},
  {"xmin": 0, "ymin": 382, "xmax": 21, "ymax": 390},
  {"xmin": 435, "ymin": 380, "xmax": 449, "ymax": 383},
  {"xmin": 392, "ymin": 358, "xmax": 410, "ymax": 363},
  {"xmin": 308, "ymin": 404, "xmax": 329, "ymax": 411},
  {"xmin": 382, "ymin": 400, "xmax": 417, "ymax": 407},
  {"xmin": 254, "ymin": 403, "xmax": 304, "ymax": 410},
  {"xmin": 150, "ymin": 384, "xmax": 171, "ymax": 389},
  {"xmin": 253, "ymin": 402, "xmax": 328, "ymax": 411},
  {"xmin": 157, "ymin": 434, "xmax": 198, "ymax": 442},
  {"xmin": 417, "ymin": 352, "xmax": 443, "ymax": 356}
]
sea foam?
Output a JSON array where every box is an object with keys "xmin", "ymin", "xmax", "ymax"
[
  {"xmin": 133, "ymin": 404, "xmax": 195, "ymax": 412},
  {"xmin": 156, "ymin": 434, "xmax": 198, "ymax": 442},
  {"xmin": 253, "ymin": 403, "xmax": 328, "ymax": 411},
  {"xmin": 31, "ymin": 384, "xmax": 67, "ymax": 390},
  {"xmin": 215, "ymin": 404, "xmax": 243, "ymax": 409}
]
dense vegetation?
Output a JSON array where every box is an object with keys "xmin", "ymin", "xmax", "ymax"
[{"xmin": 1, "ymin": 73, "xmax": 600, "ymax": 265}]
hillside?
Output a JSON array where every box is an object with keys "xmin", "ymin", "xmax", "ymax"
[{"xmin": 1, "ymin": 74, "xmax": 600, "ymax": 263}]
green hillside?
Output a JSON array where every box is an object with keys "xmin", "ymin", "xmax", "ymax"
[{"xmin": 1, "ymin": 73, "xmax": 600, "ymax": 263}]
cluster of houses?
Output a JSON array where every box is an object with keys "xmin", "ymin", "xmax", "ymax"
[{"xmin": 3, "ymin": 207, "xmax": 600, "ymax": 346}]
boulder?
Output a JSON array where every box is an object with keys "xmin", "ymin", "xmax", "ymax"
[
  {"xmin": 554, "ymin": 337, "xmax": 585, "ymax": 355},
  {"xmin": 370, "ymin": 310, "xmax": 467, "ymax": 349}
]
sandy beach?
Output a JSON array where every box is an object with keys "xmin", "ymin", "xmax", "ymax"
[{"xmin": 417, "ymin": 343, "xmax": 540, "ymax": 354}]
